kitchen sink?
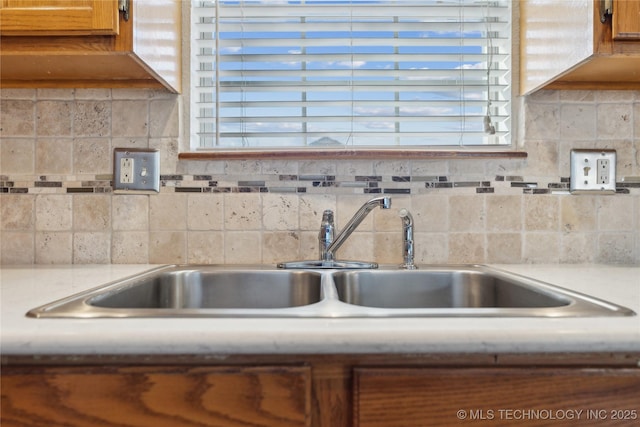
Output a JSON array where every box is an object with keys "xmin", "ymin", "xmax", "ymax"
[
  {"xmin": 90, "ymin": 269, "xmax": 322, "ymax": 310},
  {"xmin": 333, "ymin": 270, "xmax": 568, "ymax": 309},
  {"xmin": 27, "ymin": 265, "xmax": 634, "ymax": 318}
]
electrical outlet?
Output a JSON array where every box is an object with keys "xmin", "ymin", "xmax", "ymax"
[
  {"xmin": 570, "ymin": 149, "xmax": 616, "ymax": 194},
  {"xmin": 113, "ymin": 148, "xmax": 160, "ymax": 193},
  {"xmin": 120, "ymin": 157, "xmax": 134, "ymax": 184},
  {"xmin": 597, "ymin": 159, "xmax": 610, "ymax": 184}
]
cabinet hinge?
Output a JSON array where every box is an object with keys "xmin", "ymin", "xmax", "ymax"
[
  {"xmin": 600, "ymin": 0, "xmax": 613, "ymax": 23},
  {"xmin": 119, "ymin": 0, "xmax": 130, "ymax": 22}
]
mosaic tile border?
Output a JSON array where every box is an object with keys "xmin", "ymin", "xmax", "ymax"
[{"xmin": 1, "ymin": 174, "xmax": 638, "ymax": 195}]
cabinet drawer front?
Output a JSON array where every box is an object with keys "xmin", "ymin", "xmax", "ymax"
[
  {"xmin": 1, "ymin": 365, "xmax": 311, "ymax": 427},
  {"xmin": 613, "ymin": 0, "xmax": 640, "ymax": 40},
  {"xmin": 0, "ymin": 0, "xmax": 119, "ymax": 35},
  {"xmin": 354, "ymin": 367, "xmax": 640, "ymax": 427}
]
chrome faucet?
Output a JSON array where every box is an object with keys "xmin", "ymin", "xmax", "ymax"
[
  {"xmin": 318, "ymin": 210, "xmax": 335, "ymax": 259},
  {"xmin": 320, "ymin": 196, "xmax": 391, "ymax": 262},
  {"xmin": 399, "ymin": 208, "xmax": 417, "ymax": 269}
]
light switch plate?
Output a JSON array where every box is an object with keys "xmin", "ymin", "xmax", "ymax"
[
  {"xmin": 570, "ymin": 149, "xmax": 616, "ymax": 194},
  {"xmin": 113, "ymin": 148, "xmax": 160, "ymax": 193}
]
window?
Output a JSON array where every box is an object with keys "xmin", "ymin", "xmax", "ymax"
[{"xmin": 191, "ymin": 0, "xmax": 512, "ymax": 149}]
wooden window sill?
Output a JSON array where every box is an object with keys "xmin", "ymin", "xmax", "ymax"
[{"xmin": 179, "ymin": 148, "xmax": 527, "ymax": 161}]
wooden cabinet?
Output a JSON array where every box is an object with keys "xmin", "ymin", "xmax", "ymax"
[
  {"xmin": 612, "ymin": 0, "xmax": 640, "ymax": 40},
  {"xmin": 0, "ymin": 0, "xmax": 181, "ymax": 92},
  {"xmin": 354, "ymin": 367, "xmax": 640, "ymax": 427},
  {"xmin": 520, "ymin": 0, "xmax": 640, "ymax": 94},
  {"xmin": 1, "ymin": 365, "xmax": 311, "ymax": 427},
  {"xmin": 0, "ymin": 0, "xmax": 119, "ymax": 35},
  {"xmin": 2, "ymin": 354, "xmax": 639, "ymax": 427}
]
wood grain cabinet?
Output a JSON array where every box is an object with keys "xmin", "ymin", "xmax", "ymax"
[
  {"xmin": 354, "ymin": 367, "xmax": 640, "ymax": 427},
  {"xmin": 0, "ymin": 0, "xmax": 119, "ymax": 35},
  {"xmin": 2, "ymin": 356, "xmax": 639, "ymax": 427},
  {"xmin": 612, "ymin": 0, "xmax": 640, "ymax": 40},
  {"xmin": 521, "ymin": 0, "xmax": 640, "ymax": 94},
  {"xmin": 0, "ymin": 0, "xmax": 181, "ymax": 92},
  {"xmin": 1, "ymin": 365, "xmax": 311, "ymax": 427}
]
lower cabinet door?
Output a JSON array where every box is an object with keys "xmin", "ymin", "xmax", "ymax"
[
  {"xmin": 354, "ymin": 367, "xmax": 640, "ymax": 427},
  {"xmin": 1, "ymin": 365, "xmax": 311, "ymax": 427}
]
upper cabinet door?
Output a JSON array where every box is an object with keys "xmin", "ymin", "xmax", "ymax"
[
  {"xmin": 613, "ymin": 0, "xmax": 640, "ymax": 40},
  {"xmin": 0, "ymin": 0, "xmax": 119, "ymax": 35}
]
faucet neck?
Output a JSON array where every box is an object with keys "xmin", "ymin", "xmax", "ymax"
[{"xmin": 325, "ymin": 196, "xmax": 391, "ymax": 259}]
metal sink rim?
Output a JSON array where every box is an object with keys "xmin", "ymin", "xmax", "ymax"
[{"xmin": 26, "ymin": 264, "xmax": 636, "ymax": 318}]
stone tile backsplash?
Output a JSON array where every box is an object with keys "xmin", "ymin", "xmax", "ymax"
[{"xmin": 1, "ymin": 88, "xmax": 639, "ymax": 265}]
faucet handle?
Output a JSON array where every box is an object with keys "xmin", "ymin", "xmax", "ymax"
[
  {"xmin": 399, "ymin": 209, "xmax": 417, "ymax": 270},
  {"xmin": 319, "ymin": 210, "xmax": 335, "ymax": 260},
  {"xmin": 321, "ymin": 209, "xmax": 334, "ymax": 225}
]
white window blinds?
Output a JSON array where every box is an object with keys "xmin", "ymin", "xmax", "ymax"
[{"xmin": 191, "ymin": 0, "xmax": 511, "ymax": 148}]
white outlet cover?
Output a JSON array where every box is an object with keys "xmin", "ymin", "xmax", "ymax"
[{"xmin": 570, "ymin": 149, "xmax": 616, "ymax": 194}]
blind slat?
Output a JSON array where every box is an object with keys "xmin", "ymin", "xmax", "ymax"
[
  {"xmin": 212, "ymin": 37, "xmax": 509, "ymax": 49},
  {"xmin": 207, "ymin": 116, "xmax": 512, "ymax": 123},
  {"xmin": 210, "ymin": 100, "xmax": 511, "ymax": 108},
  {"xmin": 209, "ymin": 53, "xmax": 510, "ymax": 62},
  {"xmin": 198, "ymin": 81, "xmax": 510, "ymax": 90},
  {"xmin": 214, "ymin": 5, "xmax": 509, "ymax": 19}
]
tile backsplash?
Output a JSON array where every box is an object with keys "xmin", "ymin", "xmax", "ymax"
[{"xmin": 1, "ymin": 88, "xmax": 639, "ymax": 265}]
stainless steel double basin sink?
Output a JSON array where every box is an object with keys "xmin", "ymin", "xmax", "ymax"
[{"xmin": 27, "ymin": 265, "xmax": 634, "ymax": 318}]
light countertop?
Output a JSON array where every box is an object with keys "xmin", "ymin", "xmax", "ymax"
[{"xmin": 1, "ymin": 264, "xmax": 639, "ymax": 356}]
